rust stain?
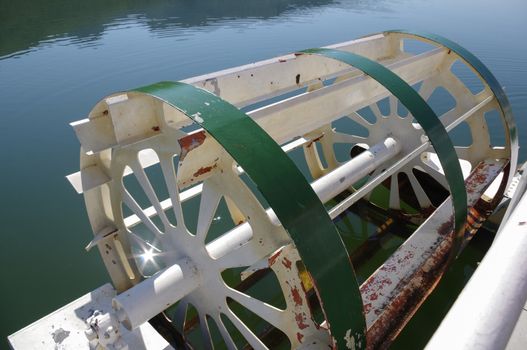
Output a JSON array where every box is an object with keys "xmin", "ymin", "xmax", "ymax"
[
  {"xmin": 295, "ymin": 313, "xmax": 309, "ymax": 330},
  {"xmin": 268, "ymin": 249, "xmax": 282, "ymax": 267},
  {"xmin": 305, "ymin": 134, "xmax": 325, "ymax": 148},
  {"xmin": 362, "ymin": 162, "xmax": 504, "ymax": 349},
  {"xmin": 296, "ymin": 332, "xmax": 304, "ymax": 343},
  {"xmin": 282, "ymin": 257, "xmax": 292, "ymax": 270},
  {"xmin": 437, "ymin": 217, "xmax": 454, "ymax": 236},
  {"xmin": 364, "ymin": 303, "xmax": 372, "ymax": 314},
  {"xmin": 290, "ymin": 286, "xmax": 303, "ymax": 306},
  {"xmin": 178, "ymin": 131, "xmax": 207, "ymax": 160},
  {"xmin": 192, "ymin": 164, "xmax": 217, "ymax": 178}
]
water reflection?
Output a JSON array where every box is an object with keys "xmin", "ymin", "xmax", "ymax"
[{"xmin": 0, "ymin": 0, "xmax": 397, "ymax": 58}]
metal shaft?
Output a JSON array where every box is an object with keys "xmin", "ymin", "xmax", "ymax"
[{"xmin": 113, "ymin": 137, "xmax": 400, "ymax": 330}]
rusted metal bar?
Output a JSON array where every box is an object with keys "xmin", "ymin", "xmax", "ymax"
[{"xmin": 361, "ymin": 159, "xmax": 507, "ymax": 349}]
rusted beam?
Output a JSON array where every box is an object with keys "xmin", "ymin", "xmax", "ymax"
[{"xmin": 361, "ymin": 159, "xmax": 507, "ymax": 349}]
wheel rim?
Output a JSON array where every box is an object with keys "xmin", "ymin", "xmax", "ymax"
[{"xmin": 82, "ymin": 82, "xmax": 366, "ymax": 349}]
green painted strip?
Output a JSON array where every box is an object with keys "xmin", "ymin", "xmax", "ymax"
[
  {"xmin": 133, "ymin": 81, "xmax": 366, "ymax": 349},
  {"xmin": 299, "ymin": 48, "xmax": 467, "ymax": 258},
  {"xmin": 385, "ymin": 30, "xmax": 518, "ymax": 192}
]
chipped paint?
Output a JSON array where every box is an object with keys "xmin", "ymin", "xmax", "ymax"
[
  {"xmin": 296, "ymin": 332, "xmax": 304, "ymax": 343},
  {"xmin": 178, "ymin": 131, "xmax": 207, "ymax": 160},
  {"xmin": 344, "ymin": 329, "xmax": 356, "ymax": 350},
  {"xmin": 192, "ymin": 164, "xmax": 217, "ymax": 178},
  {"xmin": 282, "ymin": 257, "xmax": 292, "ymax": 270},
  {"xmin": 295, "ymin": 312, "xmax": 309, "ymax": 330},
  {"xmin": 361, "ymin": 160, "xmax": 507, "ymax": 349},
  {"xmin": 268, "ymin": 249, "xmax": 282, "ymax": 267},
  {"xmin": 290, "ymin": 286, "xmax": 303, "ymax": 306}
]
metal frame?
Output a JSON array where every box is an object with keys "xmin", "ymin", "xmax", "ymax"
[{"xmin": 63, "ymin": 32, "xmax": 516, "ymax": 349}]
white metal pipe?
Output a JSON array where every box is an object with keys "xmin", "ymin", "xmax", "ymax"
[
  {"xmin": 113, "ymin": 257, "xmax": 200, "ymax": 330},
  {"xmin": 313, "ymin": 137, "xmax": 400, "ymax": 203},
  {"xmin": 426, "ymin": 183, "xmax": 527, "ymax": 350},
  {"xmin": 208, "ymin": 137, "xmax": 400, "ymax": 259},
  {"xmin": 113, "ymin": 137, "xmax": 400, "ymax": 330}
]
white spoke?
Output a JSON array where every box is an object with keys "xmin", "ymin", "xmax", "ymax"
[
  {"xmin": 196, "ymin": 180, "xmax": 223, "ymax": 242},
  {"xmin": 173, "ymin": 301, "xmax": 188, "ymax": 333},
  {"xmin": 348, "ymin": 111, "xmax": 373, "ymax": 128},
  {"xmin": 226, "ymin": 288, "xmax": 285, "ymax": 329},
  {"xmin": 129, "ymin": 159, "xmax": 172, "ymax": 231},
  {"xmin": 406, "ymin": 171, "xmax": 432, "ymax": 208},
  {"xmin": 214, "ymin": 314, "xmax": 237, "ymax": 350},
  {"xmin": 418, "ymin": 160, "xmax": 449, "ymax": 188},
  {"xmin": 224, "ymin": 310, "xmax": 267, "ymax": 350},
  {"xmin": 455, "ymin": 146, "xmax": 472, "ymax": 161},
  {"xmin": 122, "ymin": 190, "xmax": 163, "ymax": 238},
  {"xmin": 332, "ymin": 131, "xmax": 367, "ymax": 145},
  {"xmin": 389, "ymin": 174, "xmax": 400, "ymax": 209},
  {"xmin": 129, "ymin": 232, "xmax": 161, "ymax": 253},
  {"xmin": 369, "ymin": 102, "xmax": 383, "ymax": 120},
  {"xmin": 199, "ymin": 313, "xmax": 214, "ymax": 350},
  {"xmin": 159, "ymin": 153, "xmax": 186, "ymax": 229},
  {"xmin": 389, "ymin": 95, "xmax": 398, "ymax": 116},
  {"xmin": 418, "ymin": 79, "xmax": 437, "ymax": 101},
  {"xmin": 320, "ymin": 136, "xmax": 339, "ymax": 169}
]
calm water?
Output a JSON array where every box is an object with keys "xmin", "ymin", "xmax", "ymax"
[{"xmin": 1, "ymin": 0, "xmax": 526, "ymax": 348}]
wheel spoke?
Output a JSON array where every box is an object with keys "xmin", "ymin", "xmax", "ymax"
[
  {"xmin": 348, "ymin": 111, "xmax": 373, "ymax": 128},
  {"xmin": 369, "ymin": 102, "xmax": 383, "ymax": 120},
  {"xmin": 389, "ymin": 95, "xmax": 398, "ymax": 116},
  {"xmin": 159, "ymin": 153, "xmax": 187, "ymax": 229},
  {"xmin": 418, "ymin": 160, "xmax": 449, "ymax": 188},
  {"xmin": 129, "ymin": 159, "xmax": 172, "ymax": 231},
  {"xmin": 418, "ymin": 79, "xmax": 437, "ymax": 101},
  {"xmin": 455, "ymin": 146, "xmax": 472, "ymax": 161},
  {"xmin": 224, "ymin": 310, "xmax": 267, "ymax": 350},
  {"xmin": 214, "ymin": 314, "xmax": 237, "ymax": 350},
  {"xmin": 226, "ymin": 288, "xmax": 285, "ymax": 329},
  {"xmin": 199, "ymin": 313, "xmax": 214, "ymax": 350},
  {"xmin": 406, "ymin": 171, "xmax": 432, "ymax": 208},
  {"xmin": 122, "ymin": 190, "xmax": 163, "ymax": 238},
  {"xmin": 332, "ymin": 131, "xmax": 367, "ymax": 145},
  {"xmin": 129, "ymin": 232, "xmax": 161, "ymax": 253},
  {"xmin": 173, "ymin": 300, "xmax": 188, "ymax": 333},
  {"xmin": 389, "ymin": 174, "xmax": 400, "ymax": 209},
  {"xmin": 196, "ymin": 179, "xmax": 223, "ymax": 242},
  {"xmin": 319, "ymin": 132, "xmax": 339, "ymax": 169}
]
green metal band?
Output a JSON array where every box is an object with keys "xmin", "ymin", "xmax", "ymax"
[
  {"xmin": 299, "ymin": 48, "xmax": 467, "ymax": 257},
  {"xmin": 133, "ymin": 82, "xmax": 366, "ymax": 349},
  {"xmin": 385, "ymin": 30, "xmax": 518, "ymax": 191}
]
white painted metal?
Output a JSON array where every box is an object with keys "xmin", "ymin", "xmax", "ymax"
[
  {"xmin": 107, "ymin": 137, "xmax": 400, "ymax": 333},
  {"xmin": 62, "ymin": 32, "xmax": 514, "ymax": 349},
  {"xmin": 113, "ymin": 258, "xmax": 200, "ymax": 330},
  {"xmin": 425, "ymin": 169, "xmax": 527, "ymax": 350},
  {"xmin": 8, "ymin": 284, "xmax": 173, "ymax": 350},
  {"xmin": 361, "ymin": 159, "xmax": 506, "ymax": 328}
]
